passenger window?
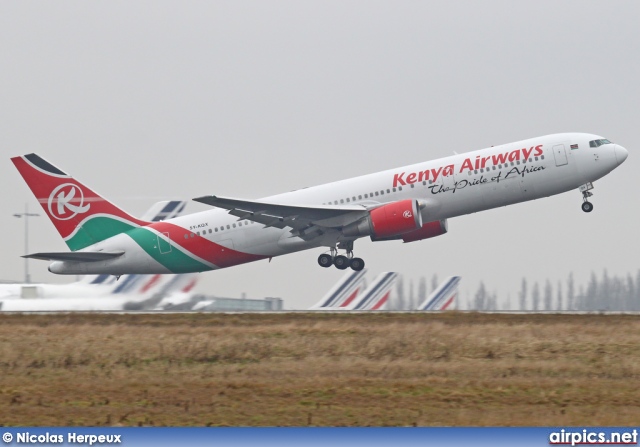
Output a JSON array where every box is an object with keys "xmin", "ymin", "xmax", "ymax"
[
  {"xmin": 346, "ymin": 198, "xmax": 350, "ymax": 202},
  {"xmin": 226, "ymin": 225, "xmax": 230, "ymax": 230},
  {"xmin": 340, "ymin": 199, "xmax": 344, "ymax": 204},
  {"xmin": 184, "ymin": 234, "xmax": 188, "ymax": 239},
  {"xmin": 358, "ymin": 195, "xmax": 362, "ymax": 200},
  {"xmin": 375, "ymin": 192, "xmax": 379, "ymax": 196}
]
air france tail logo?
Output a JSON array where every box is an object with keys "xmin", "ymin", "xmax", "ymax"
[
  {"xmin": 403, "ymin": 210, "xmax": 413, "ymax": 219},
  {"xmin": 48, "ymin": 183, "xmax": 90, "ymax": 220}
]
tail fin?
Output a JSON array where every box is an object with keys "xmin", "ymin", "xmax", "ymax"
[
  {"xmin": 347, "ymin": 272, "xmax": 397, "ymax": 310},
  {"xmin": 417, "ymin": 276, "xmax": 461, "ymax": 311},
  {"xmin": 11, "ymin": 153, "xmax": 148, "ymax": 251},
  {"xmin": 309, "ymin": 268, "xmax": 367, "ymax": 310}
]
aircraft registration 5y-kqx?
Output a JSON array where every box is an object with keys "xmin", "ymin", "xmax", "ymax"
[{"xmin": 11, "ymin": 133, "xmax": 628, "ymax": 276}]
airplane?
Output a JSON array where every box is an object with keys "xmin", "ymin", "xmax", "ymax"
[
  {"xmin": 309, "ymin": 268, "xmax": 368, "ymax": 309},
  {"xmin": 11, "ymin": 134, "xmax": 628, "ymax": 275},
  {"xmin": 416, "ymin": 276, "xmax": 460, "ymax": 311}
]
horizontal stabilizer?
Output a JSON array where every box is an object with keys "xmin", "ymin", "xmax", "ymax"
[{"xmin": 22, "ymin": 251, "xmax": 125, "ymax": 262}]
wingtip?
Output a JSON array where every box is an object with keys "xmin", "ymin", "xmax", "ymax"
[{"xmin": 192, "ymin": 195, "xmax": 218, "ymax": 204}]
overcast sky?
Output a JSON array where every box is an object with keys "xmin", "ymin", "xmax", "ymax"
[{"xmin": 1, "ymin": 1, "xmax": 638, "ymax": 309}]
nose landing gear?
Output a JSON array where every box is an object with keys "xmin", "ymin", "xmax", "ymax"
[
  {"xmin": 317, "ymin": 244, "xmax": 365, "ymax": 271},
  {"xmin": 579, "ymin": 182, "xmax": 594, "ymax": 213}
]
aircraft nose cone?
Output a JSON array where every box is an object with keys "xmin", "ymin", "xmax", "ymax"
[{"xmin": 614, "ymin": 144, "xmax": 629, "ymax": 165}]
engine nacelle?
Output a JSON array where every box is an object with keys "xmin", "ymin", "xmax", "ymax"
[
  {"xmin": 343, "ymin": 199, "xmax": 422, "ymax": 240},
  {"xmin": 401, "ymin": 219, "xmax": 448, "ymax": 243}
]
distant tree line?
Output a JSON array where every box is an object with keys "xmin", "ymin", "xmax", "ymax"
[
  {"xmin": 470, "ymin": 269, "xmax": 640, "ymax": 311},
  {"xmin": 389, "ymin": 270, "xmax": 640, "ymax": 311}
]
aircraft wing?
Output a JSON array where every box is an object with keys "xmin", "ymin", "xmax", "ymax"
[
  {"xmin": 193, "ymin": 195, "xmax": 371, "ymax": 239},
  {"xmin": 22, "ymin": 252, "xmax": 125, "ymax": 262}
]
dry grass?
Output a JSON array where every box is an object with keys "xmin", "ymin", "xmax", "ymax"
[{"xmin": 0, "ymin": 312, "xmax": 639, "ymax": 426}]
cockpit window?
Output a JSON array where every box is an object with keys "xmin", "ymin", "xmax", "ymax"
[{"xmin": 589, "ymin": 139, "xmax": 612, "ymax": 148}]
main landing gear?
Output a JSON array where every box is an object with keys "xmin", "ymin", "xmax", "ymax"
[
  {"xmin": 579, "ymin": 182, "xmax": 594, "ymax": 213},
  {"xmin": 317, "ymin": 244, "xmax": 365, "ymax": 271}
]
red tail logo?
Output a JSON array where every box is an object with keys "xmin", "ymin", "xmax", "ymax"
[{"xmin": 48, "ymin": 183, "xmax": 91, "ymax": 220}]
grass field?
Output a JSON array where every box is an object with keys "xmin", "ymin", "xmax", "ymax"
[{"xmin": 0, "ymin": 312, "xmax": 639, "ymax": 426}]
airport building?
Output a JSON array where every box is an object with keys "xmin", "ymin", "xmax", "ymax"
[{"xmin": 193, "ymin": 296, "xmax": 283, "ymax": 311}]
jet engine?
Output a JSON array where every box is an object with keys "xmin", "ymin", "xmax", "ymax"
[
  {"xmin": 399, "ymin": 219, "xmax": 448, "ymax": 243},
  {"xmin": 342, "ymin": 199, "xmax": 422, "ymax": 239},
  {"xmin": 342, "ymin": 199, "xmax": 448, "ymax": 242}
]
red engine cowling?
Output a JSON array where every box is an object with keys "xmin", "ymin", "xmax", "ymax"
[
  {"xmin": 342, "ymin": 199, "xmax": 422, "ymax": 240},
  {"xmin": 401, "ymin": 219, "xmax": 448, "ymax": 243}
]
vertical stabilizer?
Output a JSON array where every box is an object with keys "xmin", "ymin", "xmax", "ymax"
[
  {"xmin": 11, "ymin": 153, "xmax": 148, "ymax": 251},
  {"xmin": 417, "ymin": 276, "xmax": 461, "ymax": 310},
  {"xmin": 309, "ymin": 269, "xmax": 368, "ymax": 310},
  {"xmin": 346, "ymin": 272, "xmax": 397, "ymax": 310}
]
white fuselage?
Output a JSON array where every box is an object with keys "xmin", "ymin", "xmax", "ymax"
[{"xmin": 49, "ymin": 133, "xmax": 628, "ymax": 275}]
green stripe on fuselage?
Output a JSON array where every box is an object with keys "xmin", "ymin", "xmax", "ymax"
[
  {"xmin": 65, "ymin": 217, "xmax": 139, "ymax": 251},
  {"xmin": 124, "ymin": 227, "xmax": 212, "ymax": 273}
]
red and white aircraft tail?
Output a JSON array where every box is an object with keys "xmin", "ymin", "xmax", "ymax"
[
  {"xmin": 416, "ymin": 276, "xmax": 460, "ymax": 311},
  {"xmin": 309, "ymin": 269, "xmax": 368, "ymax": 310},
  {"xmin": 344, "ymin": 272, "xmax": 397, "ymax": 310},
  {"xmin": 11, "ymin": 153, "xmax": 149, "ymax": 252}
]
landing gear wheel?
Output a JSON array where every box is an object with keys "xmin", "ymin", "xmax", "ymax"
[
  {"xmin": 581, "ymin": 201, "xmax": 593, "ymax": 213},
  {"xmin": 333, "ymin": 255, "xmax": 349, "ymax": 270},
  {"xmin": 318, "ymin": 253, "xmax": 333, "ymax": 268},
  {"xmin": 349, "ymin": 257, "xmax": 365, "ymax": 271}
]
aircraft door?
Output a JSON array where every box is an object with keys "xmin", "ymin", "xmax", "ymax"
[
  {"xmin": 553, "ymin": 144, "xmax": 568, "ymax": 166},
  {"xmin": 157, "ymin": 232, "xmax": 172, "ymax": 254}
]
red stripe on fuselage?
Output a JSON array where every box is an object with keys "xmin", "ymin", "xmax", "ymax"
[{"xmin": 148, "ymin": 222, "xmax": 268, "ymax": 268}]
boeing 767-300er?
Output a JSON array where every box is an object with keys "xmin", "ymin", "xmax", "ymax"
[{"xmin": 11, "ymin": 133, "xmax": 628, "ymax": 275}]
